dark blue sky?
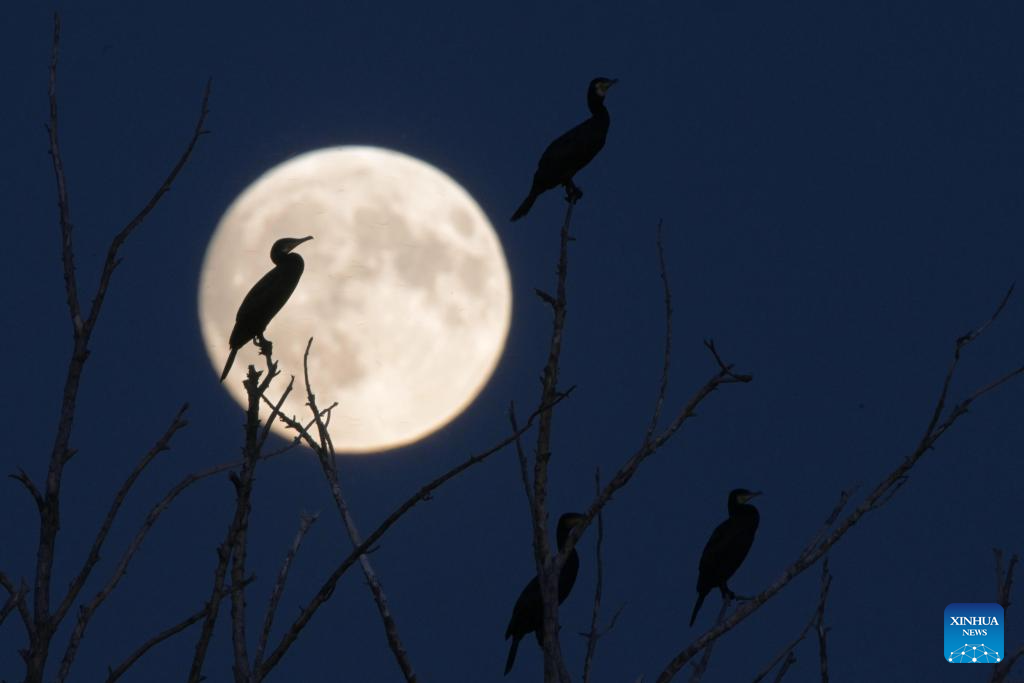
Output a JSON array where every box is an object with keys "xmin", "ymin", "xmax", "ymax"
[{"xmin": 3, "ymin": 2, "xmax": 1023, "ymax": 681}]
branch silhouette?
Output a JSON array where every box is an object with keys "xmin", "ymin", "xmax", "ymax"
[{"xmin": 656, "ymin": 287, "xmax": 1023, "ymax": 682}]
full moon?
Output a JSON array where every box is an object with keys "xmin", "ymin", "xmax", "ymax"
[{"xmin": 198, "ymin": 146, "xmax": 512, "ymax": 453}]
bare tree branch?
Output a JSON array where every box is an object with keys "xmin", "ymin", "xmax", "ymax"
[
  {"xmin": 581, "ymin": 468, "xmax": 609, "ymax": 683},
  {"xmin": 9, "ymin": 468, "xmax": 44, "ymax": 511},
  {"xmin": 751, "ymin": 562, "xmax": 832, "ymax": 683},
  {"xmin": 656, "ymin": 288, "xmax": 1022, "ymax": 682},
  {"xmin": 253, "ymin": 513, "xmax": 318, "ymax": 672},
  {"xmin": 277, "ymin": 339, "xmax": 417, "ymax": 682},
  {"xmin": 54, "ymin": 404, "xmax": 189, "ymax": 627},
  {"xmin": 771, "ymin": 651, "xmax": 797, "ymax": 683},
  {"xmin": 816, "ymin": 560, "xmax": 831, "ymax": 683},
  {"xmin": 26, "ymin": 14, "xmax": 210, "ymax": 679},
  {"xmin": 509, "ymin": 402, "xmax": 536, "ymax": 512},
  {"xmin": 531, "ymin": 200, "xmax": 576, "ymax": 683},
  {"xmin": 991, "ymin": 548, "xmax": 1021, "ymax": 683},
  {"xmin": 644, "ymin": 220, "xmax": 672, "ymax": 444},
  {"xmin": 81, "ymin": 78, "xmax": 212, "ymax": 337},
  {"xmin": 556, "ymin": 339, "xmax": 752, "ymax": 576},
  {"xmin": 45, "ymin": 11, "xmax": 79, "ymax": 332},
  {"xmin": 56, "ymin": 453, "xmax": 245, "ymax": 683},
  {"xmin": 1, "ymin": 574, "xmax": 31, "ymax": 634},
  {"xmin": 104, "ymin": 584, "xmax": 236, "ymax": 683},
  {"xmin": 688, "ymin": 599, "xmax": 729, "ymax": 683},
  {"xmin": 256, "ymin": 381, "xmax": 573, "ymax": 678}
]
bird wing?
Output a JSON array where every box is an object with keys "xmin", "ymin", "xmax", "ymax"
[
  {"xmin": 533, "ymin": 118, "xmax": 605, "ymax": 185},
  {"xmin": 229, "ymin": 266, "xmax": 301, "ymax": 347},
  {"xmin": 505, "ymin": 576, "xmax": 540, "ymax": 639},
  {"xmin": 697, "ymin": 518, "xmax": 757, "ymax": 590}
]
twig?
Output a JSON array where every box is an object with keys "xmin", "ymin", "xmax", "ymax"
[
  {"xmin": 104, "ymin": 583, "xmax": 237, "ymax": 683},
  {"xmin": 771, "ymin": 652, "xmax": 797, "ymax": 683},
  {"xmin": 815, "ymin": 560, "xmax": 832, "ymax": 683},
  {"xmin": 0, "ymin": 574, "xmax": 30, "ymax": 633},
  {"xmin": 688, "ymin": 599, "xmax": 729, "ymax": 683},
  {"xmin": 556, "ymin": 339, "xmax": 752, "ymax": 577},
  {"xmin": 253, "ymin": 513, "xmax": 319, "ymax": 671},
  {"xmin": 54, "ymin": 404, "xmax": 189, "ymax": 627},
  {"xmin": 287, "ymin": 339, "xmax": 418, "ymax": 682},
  {"xmin": 644, "ymin": 220, "xmax": 673, "ymax": 444},
  {"xmin": 256, "ymin": 384, "xmax": 573, "ymax": 678},
  {"xmin": 56, "ymin": 454, "xmax": 241, "ymax": 683},
  {"xmin": 9, "ymin": 469, "xmax": 44, "ymax": 511},
  {"xmin": 991, "ymin": 549, "xmax": 1021, "ymax": 683},
  {"xmin": 509, "ymin": 402, "xmax": 535, "ymax": 511},
  {"xmin": 581, "ymin": 468, "xmax": 607, "ymax": 683},
  {"xmin": 656, "ymin": 288, "xmax": 1021, "ymax": 682}
]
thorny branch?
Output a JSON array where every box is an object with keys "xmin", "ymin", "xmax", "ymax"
[{"xmin": 655, "ymin": 287, "xmax": 1023, "ymax": 683}]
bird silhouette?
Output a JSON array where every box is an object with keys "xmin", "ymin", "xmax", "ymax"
[
  {"xmin": 690, "ymin": 489, "xmax": 761, "ymax": 626},
  {"xmin": 504, "ymin": 512, "xmax": 586, "ymax": 675},
  {"xmin": 511, "ymin": 77, "xmax": 617, "ymax": 221},
  {"xmin": 220, "ymin": 236, "xmax": 313, "ymax": 381}
]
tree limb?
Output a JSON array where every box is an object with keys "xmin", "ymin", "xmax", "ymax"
[{"xmin": 656, "ymin": 288, "xmax": 1021, "ymax": 682}]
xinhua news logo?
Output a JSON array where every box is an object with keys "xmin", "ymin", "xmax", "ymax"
[{"xmin": 944, "ymin": 603, "xmax": 1004, "ymax": 663}]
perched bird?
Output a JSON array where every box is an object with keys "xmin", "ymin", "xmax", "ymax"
[
  {"xmin": 690, "ymin": 489, "xmax": 761, "ymax": 627},
  {"xmin": 220, "ymin": 236, "xmax": 313, "ymax": 381},
  {"xmin": 511, "ymin": 77, "xmax": 618, "ymax": 221},
  {"xmin": 504, "ymin": 512, "xmax": 586, "ymax": 675}
]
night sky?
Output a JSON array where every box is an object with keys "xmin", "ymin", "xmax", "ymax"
[{"xmin": 3, "ymin": 2, "xmax": 1024, "ymax": 681}]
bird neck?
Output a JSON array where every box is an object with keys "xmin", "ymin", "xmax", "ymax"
[
  {"xmin": 587, "ymin": 93, "xmax": 609, "ymax": 117},
  {"xmin": 728, "ymin": 501, "xmax": 758, "ymax": 520},
  {"xmin": 270, "ymin": 251, "xmax": 304, "ymax": 268}
]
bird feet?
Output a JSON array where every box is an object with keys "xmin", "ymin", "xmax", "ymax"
[
  {"xmin": 721, "ymin": 585, "xmax": 753, "ymax": 601},
  {"xmin": 563, "ymin": 182, "xmax": 583, "ymax": 204},
  {"xmin": 254, "ymin": 334, "xmax": 274, "ymax": 359}
]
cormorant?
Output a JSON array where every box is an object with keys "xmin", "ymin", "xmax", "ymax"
[
  {"xmin": 510, "ymin": 77, "xmax": 618, "ymax": 221},
  {"xmin": 219, "ymin": 235, "xmax": 313, "ymax": 381},
  {"xmin": 504, "ymin": 512, "xmax": 586, "ymax": 675},
  {"xmin": 689, "ymin": 489, "xmax": 761, "ymax": 627}
]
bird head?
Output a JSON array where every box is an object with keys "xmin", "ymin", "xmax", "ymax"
[
  {"xmin": 556, "ymin": 512, "xmax": 587, "ymax": 547},
  {"xmin": 270, "ymin": 235, "xmax": 313, "ymax": 263},
  {"xmin": 730, "ymin": 489, "xmax": 762, "ymax": 506},
  {"xmin": 274, "ymin": 235, "xmax": 314, "ymax": 253},
  {"xmin": 590, "ymin": 77, "xmax": 618, "ymax": 98}
]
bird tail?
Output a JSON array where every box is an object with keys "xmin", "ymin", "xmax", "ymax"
[
  {"xmin": 220, "ymin": 348, "xmax": 238, "ymax": 382},
  {"xmin": 504, "ymin": 636, "xmax": 521, "ymax": 676},
  {"xmin": 689, "ymin": 592, "xmax": 707, "ymax": 627},
  {"xmin": 511, "ymin": 191, "xmax": 538, "ymax": 221}
]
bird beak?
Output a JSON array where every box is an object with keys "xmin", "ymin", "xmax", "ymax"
[
  {"xmin": 744, "ymin": 491, "xmax": 763, "ymax": 502},
  {"xmin": 284, "ymin": 235, "xmax": 314, "ymax": 253},
  {"xmin": 607, "ymin": 78, "xmax": 619, "ymax": 87}
]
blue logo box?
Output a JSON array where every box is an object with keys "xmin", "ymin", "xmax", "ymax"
[{"xmin": 944, "ymin": 603, "xmax": 1004, "ymax": 663}]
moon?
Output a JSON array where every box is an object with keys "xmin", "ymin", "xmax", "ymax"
[{"xmin": 198, "ymin": 146, "xmax": 512, "ymax": 453}]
